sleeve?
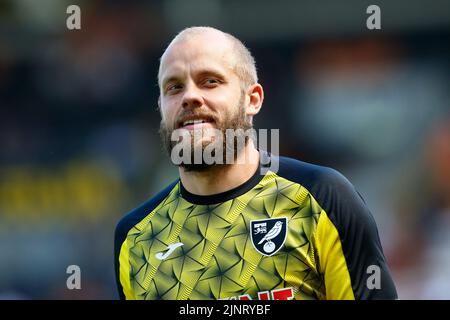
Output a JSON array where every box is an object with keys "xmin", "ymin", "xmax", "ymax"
[
  {"xmin": 114, "ymin": 180, "xmax": 179, "ymax": 300},
  {"xmin": 114, "ymin": 217, "xmax": 131, "ymax": 300},
  {"xmin": 313, "ymin": 169, "xmax": 398, "ymax": 300}
]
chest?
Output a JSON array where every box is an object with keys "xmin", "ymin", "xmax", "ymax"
[{"xmin": 126, "ymin": 200, "xmax": 323, "ymax": 299}]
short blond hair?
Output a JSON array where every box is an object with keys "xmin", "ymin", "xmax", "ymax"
[{"xmin": 158, "ymin": 26, "xmax": 258, "ymax": 89}]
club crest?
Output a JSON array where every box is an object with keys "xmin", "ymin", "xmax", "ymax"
[{"xmin": 250, "ymin": 217, "xmax": 288, "ymax": 256}]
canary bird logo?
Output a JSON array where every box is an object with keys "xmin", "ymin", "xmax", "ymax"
[
  {"xmin": 250, "ymin": 218, "xmax": 288, "ymax": 256},
  {"xmin": 258, "ymin": 221, "xmax": 283, "ymax": 244}
]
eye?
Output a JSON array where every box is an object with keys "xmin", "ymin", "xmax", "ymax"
[
  {"xmin": 166, "ymin": 83, "xmax": 183, "ymax": 94},
  {"xmin": 203, "ymin": 78, "xmax": 220, "ymax": 87}
]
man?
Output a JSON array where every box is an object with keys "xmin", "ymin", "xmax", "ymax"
[{"xmin": 114, "ymin": 26, "xmax": 397, "ymax": 300}]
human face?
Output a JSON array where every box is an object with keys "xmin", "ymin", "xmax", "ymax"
[
  {"xmin": 158, "ymin": 34, "xmax": 253, "ymax": 170},
  {"xmin": 159, "ymin": 33, "xmax": 245, "ymax": 129}
]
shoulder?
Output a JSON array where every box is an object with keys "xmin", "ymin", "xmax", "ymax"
[
  {"xmin": 114, "ymin": 180, "xmax": 179, "ymax": 242},
  {"xmin": 275, "ymin": 155, "xmax": 378, "ymax": 244},
  {"xmin": 277, "ymin": 155, "xmax": 357, "ymax": 200},
  {"xmin": 273, "ymin": 155, "xmax": 398, "ymax": 299},
  {"xmin": 113, "ymin": 180, "xmax": 178, "ymax": 300},
  {"xmin": 276, "ymin": 155, "xmax": 372, "ymax": 228}
]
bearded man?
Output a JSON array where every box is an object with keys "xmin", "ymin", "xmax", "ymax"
[{"xmin": 114, "ymin": 26, "xmax": 397, "ymax": 300}]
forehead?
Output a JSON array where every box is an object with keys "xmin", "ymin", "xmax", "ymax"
[{"xmin": 159, "ymin": 35, "xmax": 236, "ymax": 83}]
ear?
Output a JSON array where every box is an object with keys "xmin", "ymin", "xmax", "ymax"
[{"xmin": 245, "ymin": 83, "xmax": 264, "ymax": 116}]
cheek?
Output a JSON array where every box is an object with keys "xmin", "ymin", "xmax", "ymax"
[
  {"xmin": 160, "ymin": 99, "xmax": 179, "ymax": 123},
  {"xmin": 204, "ymin": 88, "xmax": 241, "ymax": 113}
]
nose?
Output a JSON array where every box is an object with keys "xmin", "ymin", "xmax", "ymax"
[{"xmin": 181, "ymin": 83, "xmax": 203, "ymax": 109}]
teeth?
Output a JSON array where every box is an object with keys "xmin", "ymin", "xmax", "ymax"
[{"xmin": 183, "ymin": 119, "xmax": 208, "ymax": 126}]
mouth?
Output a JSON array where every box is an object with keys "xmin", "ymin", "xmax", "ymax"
[{"xmin": 177, "ymin": 116, "xmax": 216, "ymax": 130}]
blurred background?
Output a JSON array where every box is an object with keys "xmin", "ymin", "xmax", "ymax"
[{"xmin": 0, "ymin": 0, "xmax": 449, "ymax": 299}]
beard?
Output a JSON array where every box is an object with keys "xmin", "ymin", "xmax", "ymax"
[{"xmin": 159, "ymin": 91, "xmax": 253, "ymax": 172}]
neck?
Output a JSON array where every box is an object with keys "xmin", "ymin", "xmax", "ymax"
[{"xmin": 179, "ymin": 141, "xmax": 260, "ymax": 196}]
